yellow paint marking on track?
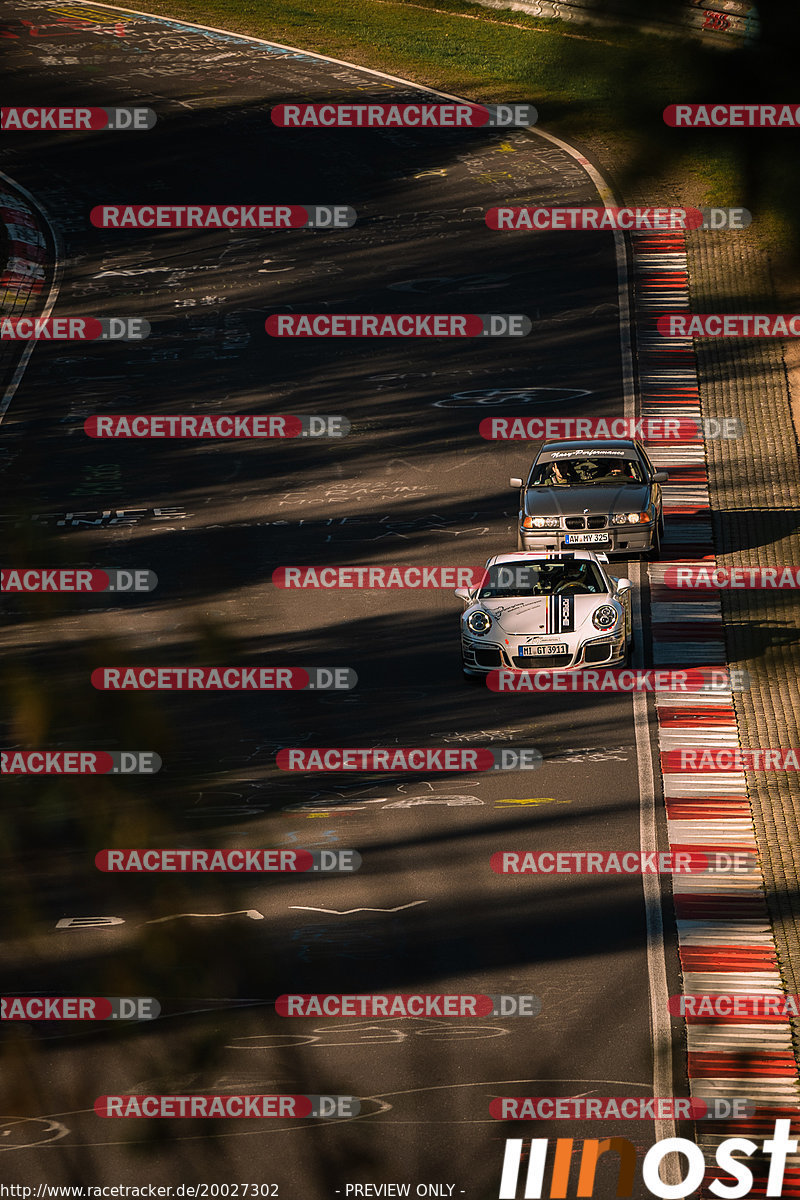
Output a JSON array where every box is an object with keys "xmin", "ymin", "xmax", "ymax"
[
  {"xmin": 497, "ymin": 143, "xmax": 516, "ymax": 152},
  {"xmin": 48, "ymin": 5, "xmax": 123, "ymax": 19},
  {"xmin": 494, "ymin": 797, "xmax": 570, "ymax": 806}
]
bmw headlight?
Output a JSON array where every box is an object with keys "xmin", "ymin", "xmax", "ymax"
[
  {"xmin": 613, "ymin": 512, "xmax": 650, "ymax": 525},
  {"xmin": 592, "ymin": 604, "xmax": 620, "ymax": 630},
  {"xmin": 466, "ymin": 609, "xmax": 492, "ymax": 635},
  {"xmin": 524, "ymin": 516, "xmax": 559, "ymax": 529}
]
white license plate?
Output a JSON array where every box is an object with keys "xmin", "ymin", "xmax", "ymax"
[
  {"xmin": 519, "ymin": 643, "xmax": 569, "ymax": 657},
  {"xmin": 564, "ymin": 532, "xmax": 609, "ymax": 544}
]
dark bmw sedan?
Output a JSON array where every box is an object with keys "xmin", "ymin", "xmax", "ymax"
[{"xmin": 510, "ymin": 438, "xmax": 668, "ymax": 558}]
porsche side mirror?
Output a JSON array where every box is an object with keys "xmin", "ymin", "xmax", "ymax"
[
  {"xmin": 653, "ymin": 470, "xmax": 669, "ymax": 483},
  {"xmin": 510, "ymin": 477, "xmax": 523, "ymax": 489}
]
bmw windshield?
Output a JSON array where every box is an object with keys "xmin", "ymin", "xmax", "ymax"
[{"xmin": 530, "ymin": 457, "xmax": 645, "ymax": 486}]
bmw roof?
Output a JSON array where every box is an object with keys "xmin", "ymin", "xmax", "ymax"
[{"xmin": 537, "ymin": 438, "xmax": 640, "ymax": 461}]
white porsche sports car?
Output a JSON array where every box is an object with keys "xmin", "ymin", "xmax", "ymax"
[{"xmin": 455, "ymin": 550, "xmax": 633, "ymax": 676}]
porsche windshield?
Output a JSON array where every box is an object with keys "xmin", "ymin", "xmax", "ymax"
[
  {"xmin": 530, "ymin": 456, "xmax": 644, "ymax": 486},
  {"xmin": 478, "ymin": 561, "xmax": 607, "ymax": 598}
]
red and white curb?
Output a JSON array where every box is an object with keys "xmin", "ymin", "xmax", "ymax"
[
  {"xmin": 633, "ymin": 227, "xmax": 800, "ymax": 1191},
  {"xmin": 0, "ymin": 187, "xmax": 46, "ymax": 311}
]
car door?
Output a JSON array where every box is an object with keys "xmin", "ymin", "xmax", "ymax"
[{"xmin": 636, "ymin": 440, "xmax": 664, "ymax": 519}]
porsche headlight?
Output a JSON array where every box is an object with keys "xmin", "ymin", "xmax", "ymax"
[
  {"xmin": 467, "ymin": 609, "xmax": 492, "ymax": 635},
  {"xmin": 592, "ymin": 604, "xmax": 620, "ymax": 630},
  {"xmin": 613, "ymin": 512, "xmax": 650, "ymax": 525},
  {"xmin": 523, "ymin": 516, "xmax": 559, "ymax": 529}
]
